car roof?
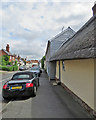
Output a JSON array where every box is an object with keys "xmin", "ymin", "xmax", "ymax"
[
  {"xmin": 12, "ymin": 72, "xmax": 34, "ymax": 79},
  {"xmin": 13, "ymin": 72, "xmax": 33, "ymax": 76}
]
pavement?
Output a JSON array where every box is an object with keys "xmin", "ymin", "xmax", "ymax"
[{"xmin": 1, "ymin": 71, "xmax": 93, "ymax": 118}]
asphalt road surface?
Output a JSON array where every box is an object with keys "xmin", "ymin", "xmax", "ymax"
[
  {"xmin": 0, "ymin": 71, "xmax": 22, "ymax": 108},
  {"xmin": 0, "ymin": 72, "xmax": 17, "ymax": 108},
  {"xmin": 1, "ymin": 71, "xmax": 93, "ymax": 119}
]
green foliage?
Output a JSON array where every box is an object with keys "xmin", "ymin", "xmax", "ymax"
[
  {"xmin": 8, "ymin": 66, "xmax": 13, "ymax": 71},
  {"xmin": 41, "ymin": 56, "xmax": 45, "ymax": 69},
  {"xmin": 0, "ymin": 66, "xmax": 12, "ymax": 71},
  {"xmin": 0, "ymin": 55, "xmax": 18, "ymax": 71},
  {"xmin": 0, "ymin": 65, "xmax": 18, "ymax": 71},
  {"xmin": 15, "ymin": 61, "xmax": 17, "ymax": 65},
  {"xmin": 0, "ymin": 55, "xmax": 9, "ymax": 65},
  {"xmin": 13, "ymin": 65, "xmax": 18, "ymax": 71},
  {"xmin": 8, "ymin": 62, "xmax": 12, "ymax": 65},
  {"xmin": 24, "ymin": 61, "xmax": 26, "ymax": 65}
]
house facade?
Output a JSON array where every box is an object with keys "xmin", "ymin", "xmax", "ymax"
[
  {"xmin": 0, "ymin": 44, "xmax": 15, "ymax": 62},
  {"xmin": 50, "ymin": 4, "xmax": 96, "ymax": 112},
  {"xmin": 25, "ymin": 60, "xmax": 39, "ymax": 68},
  {"xmin": 45, "ymin": 27, "xmax": 75, "ymax": 80}
]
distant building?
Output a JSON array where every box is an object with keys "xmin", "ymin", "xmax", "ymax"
[
  {"xmin": 30, "ymin": 60, "xmax": 39, "ymax": 64},
  {"xmin": 31, "ymin": 60, "xmax": 39, "ymax": 67},
  {"xmin": 15, "ymin": 56, "xmax": 25, "ymax": 66},
  {"xmin": 26, "ymin": 60, "xmax": 39, "ymax": 68},
  {"xmin": 0, "ymin": 44, "xmax": 15, "ymax": 62}
]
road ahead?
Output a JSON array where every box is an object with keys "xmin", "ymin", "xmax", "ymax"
[
  {"xmin": 1, "ymin": 71, "xmax": 93, "ymax": 118},
  {"xmin": 0, "ymin": 72, "xmax": 17, "ymax": 109}
]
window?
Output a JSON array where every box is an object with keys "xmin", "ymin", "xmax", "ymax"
[{"xmin": 12, "ymin": 74, "xmax": 32, "ymax": 80}]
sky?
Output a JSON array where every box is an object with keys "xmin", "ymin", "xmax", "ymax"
[{"xmin": 0, "ymin": 0, "xmax": 95, "ymax": 60}]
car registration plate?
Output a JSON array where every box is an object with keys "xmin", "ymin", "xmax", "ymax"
[{"xmin": 11, "ymin": 86, "xmax": 22, "ymax": 90}]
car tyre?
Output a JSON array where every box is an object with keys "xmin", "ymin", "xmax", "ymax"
[
  {"xmin": 32, "ymin": 86, "xmax": 37, "ymax": 97},
  {"xmin": 38, "ymin": 80, "xmax": 40, "ymax": 87},
  {"xmin": 3, "ymin": 96, "xmax": 10, "ymax": 100}
]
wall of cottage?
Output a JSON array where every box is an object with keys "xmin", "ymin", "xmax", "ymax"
[{"xmin": 60, "ymin": 59, "xmax": 94, "ymax": 110}]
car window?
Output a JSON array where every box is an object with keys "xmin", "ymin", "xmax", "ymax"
[
  {"xmin": 31, "ymin": 67, "xmax": 39, "ymax": 70},
  {"xmin": 12, "ymin": 74, "xmax": 32, "ymax": 80},
  {"xmin": 20, "ymin": 66, "xmax": 23, "ymax": 68}
]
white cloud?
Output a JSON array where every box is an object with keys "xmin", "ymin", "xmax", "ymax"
[
  {"xmin": 0, "ymin": 1, "xmax": 94, "ymax": 60},
  {"xmin": 1, "ymin": 0, "xmax": 95, "ymax": 2}
]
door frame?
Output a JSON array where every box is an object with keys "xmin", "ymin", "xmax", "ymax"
[{"xmin": 59, "ymin": 61, "xmax": 61, "ymax": 81}]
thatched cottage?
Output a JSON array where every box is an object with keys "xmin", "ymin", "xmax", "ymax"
[{"xmin": 50, "ymin": 3, "xmax": 96, "ymax": 112}]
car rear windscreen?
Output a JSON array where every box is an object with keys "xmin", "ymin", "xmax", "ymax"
[{"xmin": 12, "ymin": 74, "xmax": 32, "ymax": 80}]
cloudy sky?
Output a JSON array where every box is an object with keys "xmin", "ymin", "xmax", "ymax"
[{"xmin": 0, "ymin": 0, "xmax": 95, "ymax": 60}]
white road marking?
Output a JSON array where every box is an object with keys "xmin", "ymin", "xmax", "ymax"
[{"xmin": 0, "ymin": 99, "xmax": 13, "ymax": 114}]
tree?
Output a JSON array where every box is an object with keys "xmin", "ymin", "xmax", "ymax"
[
  {"xmin": 41, "ymin": 56, "xmax": 45, "ymax": 69},
  {"xmin": 0, "ymin": 55, "xmax": 10, "ymax": 65}
]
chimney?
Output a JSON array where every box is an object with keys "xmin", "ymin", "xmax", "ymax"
[
  {"xmin": 92, "ymin": 2, "xmax": 96, "ymax": 16},
  {"xmin": 6, "ymin": 44, "xmax": 10, "ymax": 52}
]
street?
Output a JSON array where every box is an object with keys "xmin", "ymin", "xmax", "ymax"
[
  {"xmin": 0, "ymin": 72, "xmax": 17, "ymax": 119},
  {"xmin": 1, "ymin": 71, "xmax": 93, "ymax": 118}
]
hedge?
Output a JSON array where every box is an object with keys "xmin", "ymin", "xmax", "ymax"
[
  {"xmin": 13, "ymin": 65, "xmax": 18, "ymax": 71},
  {"xmin": 0, "ymin": 65, "xmax": 18, "ymax": 71}
]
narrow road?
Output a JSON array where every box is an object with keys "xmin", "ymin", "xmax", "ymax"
[
  {"xmin": 1, "ymin": 71, "xmax": 93, "ymax": 118},
  {"xmin": 0, "ymin": 71, "xmax": 21, "ymax": 109}
]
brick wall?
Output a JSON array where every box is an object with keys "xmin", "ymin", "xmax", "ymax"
[{"xmin": 0, "ymin": 50, "xmax": 7, "ymax": 56}]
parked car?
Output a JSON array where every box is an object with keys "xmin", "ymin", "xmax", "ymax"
[
  {"xmin": 29, "ymin": 66, "xmax": 42, "ymax": 77},
  {"xmin": 19, "ymin": 66, "xmax": 27, "ymax": 71},
  {"xmin": 2, "ymin": 72, "xmax": 39, "ymax": 99}
]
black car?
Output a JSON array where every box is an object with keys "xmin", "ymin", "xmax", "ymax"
[
  {"xmin": 2, "ymin": 72, "xmax": 39, "ymax": 99},
  {"xmin": 29, "ymin": 66, "xmax": 42, "ymax": 77}
]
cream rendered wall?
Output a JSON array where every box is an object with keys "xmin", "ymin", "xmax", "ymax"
[
  {"xmin": 60, "ymin": 59, "xmax": 94, "ymax": 110},
  {"xmin": 56, "ymin": 61, "xmax": 59, "ymax": 79}
]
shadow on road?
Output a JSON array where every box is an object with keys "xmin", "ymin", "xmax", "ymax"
[
  {"xmin": 2, "ymin": 96, "xmax": 33, "ymax": 103},
  {"xmin": 11, "ymin": 96, "xmax": 31, "ymax": 101},
  {"xmin": 2, "ymin": 99, "xmax": 10, "ymax": 104}
]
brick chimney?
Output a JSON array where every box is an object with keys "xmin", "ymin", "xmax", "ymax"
[
  {"xmin": 92, "ymin": 2, "xmax": 96, "ymax": 16},
  {"xmin": 6, "ymin": 44, "xmax": 10, "ymax": 52}
]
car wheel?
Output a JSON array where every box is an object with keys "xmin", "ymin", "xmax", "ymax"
[
  {"xmin": 3, "ymin": 96, "xmax": 10, "ymax": 100},
  {"xmin": 38, "ymin": 80, "xmax": 40, "ymax": 87},
  {"xmin": 32, "ymin": 86, "xmax": 37, "ymax": 97}
]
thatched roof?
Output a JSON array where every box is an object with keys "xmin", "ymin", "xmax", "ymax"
[{"xmin": 50, "ymin": 15, "xmax": 96, "ymax": 61}]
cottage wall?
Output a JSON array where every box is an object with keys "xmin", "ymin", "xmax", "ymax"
[{"xmin": 60, "ymin": 59, "xmax": 94, "ymax": 110}]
